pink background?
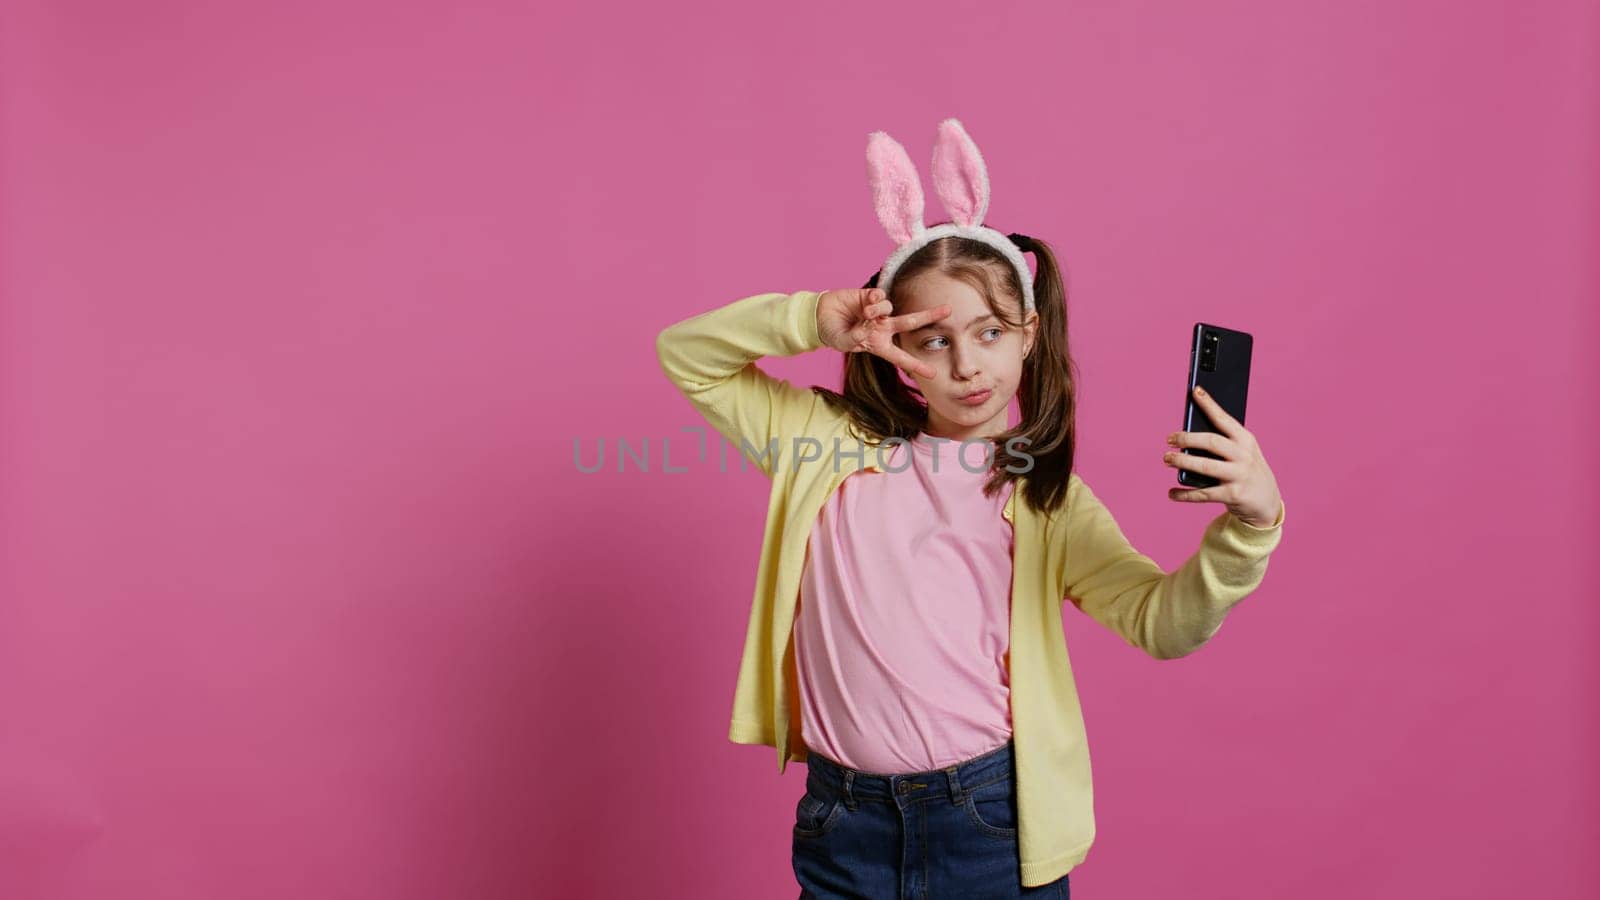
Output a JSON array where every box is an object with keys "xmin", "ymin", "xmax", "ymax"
[{"xmin": 1, "ymin": 1, "xmax": 1596, "ymax": 898}]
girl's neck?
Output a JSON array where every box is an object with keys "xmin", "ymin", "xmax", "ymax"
[{"xmin": 921, "ymin": 410, "xmax": 1011, "ymax": 445}]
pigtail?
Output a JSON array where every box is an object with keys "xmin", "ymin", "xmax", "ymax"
[{"xmin": 1002, "ymin": 234, "xmax": 1079, "ymax": 516}]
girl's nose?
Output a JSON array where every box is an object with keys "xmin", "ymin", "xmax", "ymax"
[{"xmin": 951, "ymin": 349, "xmax": 980, "ymax": 379}]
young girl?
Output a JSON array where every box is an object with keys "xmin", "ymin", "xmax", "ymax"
[{"xmin": 656, "ymin": 119, "xmax": 1286, "ymax": 899}]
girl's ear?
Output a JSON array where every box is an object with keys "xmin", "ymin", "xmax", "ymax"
[
  {"xmin": 866, "ymin": 131, "xmax": 926, "ymax": 245},
  {"xmin": 930, "ymin": 118, "xmax": 991, "ymax": 228}
]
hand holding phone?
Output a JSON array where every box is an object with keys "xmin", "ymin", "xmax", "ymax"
[{"xmin": 1178, "ymin": 322, "xmax": 1252, "ymax": 489}]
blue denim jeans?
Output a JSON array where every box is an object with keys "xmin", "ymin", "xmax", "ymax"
[{"xmin": 792, "ymin": 738, "xmax": 1072, "ymax": 899}]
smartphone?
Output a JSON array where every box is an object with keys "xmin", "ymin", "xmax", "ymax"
[{"xmin": 1179, "ymin": 322, "xmax": 1252, "ymax": 489}]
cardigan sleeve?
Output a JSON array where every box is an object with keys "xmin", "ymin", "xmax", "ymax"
[
  {"xmin": 655, "ymin": 290, "xmax": 828, "ymax": 478},
  {"xmin": 1057, "ymin": 474, "xmax": 1285, "ymax": 660}
]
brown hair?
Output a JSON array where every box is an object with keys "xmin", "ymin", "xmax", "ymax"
[{"xmin": 810, "ymin": 230, "xmax": 1080, "ymax": 516}]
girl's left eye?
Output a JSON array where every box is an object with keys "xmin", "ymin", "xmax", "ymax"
[{"xmin": 923, "ymin": 328, "xmax": 1003, "ymax": 351}]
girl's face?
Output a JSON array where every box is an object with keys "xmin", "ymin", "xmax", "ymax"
[{"xmin": 892, "ymin": 271, "xmax": 1038, "ymax": 443}]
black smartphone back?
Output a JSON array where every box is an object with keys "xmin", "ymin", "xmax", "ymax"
[{"xmin": 1179, "ymin": 322, "xmax": 1252, "ymax": 489}]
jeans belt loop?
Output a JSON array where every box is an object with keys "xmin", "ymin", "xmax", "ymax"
[
  {"xmin": 944, "ymin": 762, "xmax": 964, "ymax": 805},
  {"xmin": 842, "ymin": 770, "xmax": 858, "ymax": 811}
]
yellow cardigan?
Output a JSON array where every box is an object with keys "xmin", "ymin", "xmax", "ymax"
[{"xmin": 655, "ymin": 289, "xmax": 1286, "ymax": 886}]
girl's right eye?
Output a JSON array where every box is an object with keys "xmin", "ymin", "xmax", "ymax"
[{"xmin": 922, "ymin": 336, "xmax": 948, "ymax": 351}]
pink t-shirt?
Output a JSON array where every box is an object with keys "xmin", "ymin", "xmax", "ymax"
[{"xmin": 794, "ymin": 431, "xmax": 1017, "ymax": 775}]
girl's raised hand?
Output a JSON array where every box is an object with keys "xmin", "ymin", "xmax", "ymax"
[
  {"xmin": 816, "ymin": 288, "xmax": 952, "ymax": 380},
  {"xmin": 1164, "ymin": 385, "xmax": 1285, "ymax": 528}
]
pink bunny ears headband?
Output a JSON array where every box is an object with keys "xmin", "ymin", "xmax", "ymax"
[{"xmin": 867, "ymin": 117, "xmax": 1036, "ymax": 314}]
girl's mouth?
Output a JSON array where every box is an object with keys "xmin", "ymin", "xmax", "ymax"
[{"xmin": 959, "ymin": 389, "xmax": 993, "ymax": 406}]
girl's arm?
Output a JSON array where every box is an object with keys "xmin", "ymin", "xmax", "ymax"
[
  {"xmin": 655, "ymin": 290, "xmax": 827, "ymax": 477},
  {"xmin": 1058, "ymin": 474, "xmax": 1286, "ymax": 660}
]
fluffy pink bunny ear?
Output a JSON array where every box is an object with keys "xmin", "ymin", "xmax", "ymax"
[
  {"xmin": 866, "ymin": 130, "xmax": 926, "ymax": 245},
  {"xmin": 930, "ymin": 117, "xmax": 990, "ymax": 227}
]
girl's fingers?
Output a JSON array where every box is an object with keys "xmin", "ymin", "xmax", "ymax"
[
  {"xmin": 869, "ymin": 300, "xmax": 894, "ymax": 317},
  {"xmin": 877, "ymin": 344, "xmax": 934, "ymax": 380},
  {"xmin": 848, "ymin": 301, "xmax": 894, "ymax": 342},
  {"xmin": 885, "ymin": 304, "xmax": 953, "ymax": 333},
  {"xmin": 843, "ymin": 297, "xmax": 942, "ymax": 378},
  {"xmin": 1168, "ymin": 430, "xmax": 1239, "ymax": 461},
  {"xmin": 1164, "ymin": 447, "xmax": 1235, "ymax": 482},
  {"xmin": 1191, "ymin": 386, "xmax": 1245, "ymax": 440}
]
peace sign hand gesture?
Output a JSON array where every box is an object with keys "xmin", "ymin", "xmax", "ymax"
[
  {"xmin": 1164, "ymin": 385, "xmax": 1285, "ymax": 528},
  {"xmin": 816, "ymin": 289, "xmax": 952, "ymax": 380}
]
